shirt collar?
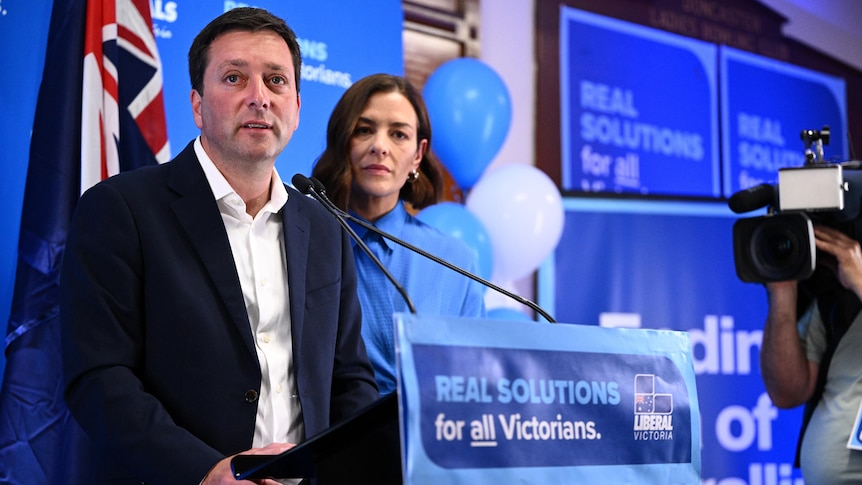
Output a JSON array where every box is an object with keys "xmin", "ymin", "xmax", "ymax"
[
  {"xmin": 194, "ymin": 137, "xmax": 288, "ymax": 213},
  {"xmin": 349, "ymin": 200, "xmax": 409, "ymax": 251}
]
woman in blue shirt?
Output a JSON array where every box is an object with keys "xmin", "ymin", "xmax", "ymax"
[{"xmin": 312, "ymin": 74, "xmax": 486, "ymax": 395}]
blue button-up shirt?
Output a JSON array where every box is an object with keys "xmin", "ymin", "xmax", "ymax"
[{"xmin": 349, "ymin": 201, "xmax": 486, "ymax": 395}]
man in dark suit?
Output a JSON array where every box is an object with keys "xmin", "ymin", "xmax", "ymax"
[{"xmin": 60, "ymin": 7, "xmax": 378, "ymax": 484}]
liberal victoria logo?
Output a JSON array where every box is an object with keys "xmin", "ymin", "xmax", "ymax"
[{"xmin": 633, "ymin": 374, "xmax": 674, "ymax": 440}]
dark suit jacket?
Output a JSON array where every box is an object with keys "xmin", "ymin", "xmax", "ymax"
[{"xmin": 60, "ymin": 141, "xmax": 379, "ymax": 484}]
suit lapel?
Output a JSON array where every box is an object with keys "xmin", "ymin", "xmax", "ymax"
[
  {"xmin": 281, "ymin": 191, "xmax": 310, "ymax": 355},
  {"xmin": 166, "ymin": 143, "xmax": 257, "ymax": 357}
]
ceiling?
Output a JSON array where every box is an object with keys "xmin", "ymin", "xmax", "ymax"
[{"xmin": 758, "ymin": 0, "xmax": 862, "ymax": 71}]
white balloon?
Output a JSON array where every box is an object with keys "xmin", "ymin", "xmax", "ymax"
[{"xmin": 466, "ymin": 164, "xmax": 564, "ymax": 281}]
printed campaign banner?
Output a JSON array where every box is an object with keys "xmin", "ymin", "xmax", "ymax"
[
  {"xmin": 560, "ymin": 7, "xmax": 719, "ymax": 198},
  {"xmin": 394, "ymin": 313, "xmax": 701, "ymax": 484},
  {"xmin": 721, "ymin": 46, "xmax": 848, "ymax": 198}
]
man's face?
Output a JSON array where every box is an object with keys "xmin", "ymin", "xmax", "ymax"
[{"xmin": 191, "ymin": 30, "xmax": 300, "ymax": 168}]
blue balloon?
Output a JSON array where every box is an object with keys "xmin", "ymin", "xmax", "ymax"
[
  {"xmin": 416, "ymin": 202, "xmax": 494, "ymax": 281},
  {"xmin": 487, "ymin": 307, "xmax": 534, "ymax": 322},
  {"xmin": 423, "ymin": 58, "xmax": 512, "ymax": 189}
]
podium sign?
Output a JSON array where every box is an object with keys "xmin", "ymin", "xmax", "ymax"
[{"xmin": 395, "ymin": 314, "xmax": 701, "ymax": 483}]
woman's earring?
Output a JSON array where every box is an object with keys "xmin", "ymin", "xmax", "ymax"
[{"xmin": 407, "ymin": 170, "xmax": 419, "ymax": 183}]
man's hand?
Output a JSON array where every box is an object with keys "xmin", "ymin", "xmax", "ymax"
[
  {"xmin": 814, "ymin": 225, "xmax": 862, "ymax": 298},
  {"xmin": 202, "ymin": 443, "xmax": 297, "ymax": 485}
]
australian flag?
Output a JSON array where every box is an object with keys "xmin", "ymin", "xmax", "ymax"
[{"xmin": 0, "ymin": 0, "xmax": 168, "ymax": 482}]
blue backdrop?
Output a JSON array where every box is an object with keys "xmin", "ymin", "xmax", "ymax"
[{"xmin": 0, "ymin": 0, "xmax": 54, "ymax": 386}]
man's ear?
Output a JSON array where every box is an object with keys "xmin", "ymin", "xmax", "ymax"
[{"xmin": 191, "ymin": 89, "xmax": 203, "ymax": 129}]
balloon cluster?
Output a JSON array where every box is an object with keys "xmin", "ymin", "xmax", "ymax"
[{"xmin": 417, "ymin": 58, "xmax": 564, "ymax": 320}]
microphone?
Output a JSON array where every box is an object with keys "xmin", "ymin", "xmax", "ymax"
[
  {"xmin": 291, "ymin": 174, "xmax": 416, "ymax": 314},
  {"xmin": 728, "ymin": 183, "xmax": 776, "ymax": 214},
  {"xmin": 304, "ymin": 176, "xmax": 556, "ymax": 323}
]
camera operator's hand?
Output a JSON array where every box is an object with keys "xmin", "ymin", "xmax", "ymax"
[{"xmin": 813, "ymin": 225, "xmax": 862, "ymax": 299}]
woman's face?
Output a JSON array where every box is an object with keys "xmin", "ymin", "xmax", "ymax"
[{"xmin": 348, "ymin": 91, "xmax": 426, "ymax": 217}]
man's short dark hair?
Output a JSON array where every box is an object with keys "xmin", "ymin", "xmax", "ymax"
[{"xmin": 188, "ymin": 7, "xmax": 302, "ymax": 96}]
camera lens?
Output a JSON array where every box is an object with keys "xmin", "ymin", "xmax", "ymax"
[
  {"xmin": 749, "ymin": 217, "xmax": 808, "ymax": 280},
  {"xmin": 733, "ymin": 213, "xmax": 815, "ymax": 283},
  {"xmin": 759, "ymin": 232, "xmax": 797, "ymax": 265}
]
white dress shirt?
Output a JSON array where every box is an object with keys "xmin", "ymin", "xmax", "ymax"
[{"xmin": 194, "ymin": 138, "xmax": 304, "ymax": 448}]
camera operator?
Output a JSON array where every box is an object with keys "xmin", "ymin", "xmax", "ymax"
[{"xmin": 761, "ymin": 224, "xmax": 862, "ymax": 482}]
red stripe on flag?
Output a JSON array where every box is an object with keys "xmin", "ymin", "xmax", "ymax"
[{"xmin": 137, "ymin": 91, "xmax": 169, "ymax": 155}]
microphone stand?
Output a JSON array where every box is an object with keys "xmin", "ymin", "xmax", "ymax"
[
  {"xmin": 291, "ymin": 174, "xmax": 416, "ymax": 314},
  {"xmin": 305, "ymin": 176, "xmax": 556, "ymax": 323}
]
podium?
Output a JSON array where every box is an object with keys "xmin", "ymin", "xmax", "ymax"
[
  {"xmin": 233, "ymin": 314, "xmax": 701, "ymax": 483},
  {"xmin": 231, "ymin": 393, "xmax": 402, "ymax": 483}
]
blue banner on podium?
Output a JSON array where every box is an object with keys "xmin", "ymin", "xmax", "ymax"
[{"xmin": 395, "ymin": 314, "xmax": 701, "ymax": 483}]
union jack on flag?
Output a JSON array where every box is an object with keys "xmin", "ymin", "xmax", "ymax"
[
  {"xmin": 0, "ymin": 0, "xmax": 168, "ymax": 482},
  {"xmin": 82, "ymin": 0, "xmax": 170, "ymax": 190}
]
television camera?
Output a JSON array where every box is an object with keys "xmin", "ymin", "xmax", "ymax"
[{"xmin": 730, "ymin": 126, "xmax": 862, "ymax": 283}]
